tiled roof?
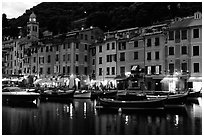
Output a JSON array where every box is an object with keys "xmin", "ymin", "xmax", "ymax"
[{"xmin": 169, "ymin": 16, "xmax": 202, "ymax": 29}]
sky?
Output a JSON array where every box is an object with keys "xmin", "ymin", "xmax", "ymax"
[{"xmin": 2, "ymin": 1, "xmax": 42, "ymax": 19}]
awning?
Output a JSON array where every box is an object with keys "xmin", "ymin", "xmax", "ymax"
[
  {"xmin": 188, "ymin": 77, "xmax": 202, "ymax": 82},
  {"xmin": 131, "ymin": 66, "xmax": 138, "ymax": 71},
  {"xmin": 160, "ymin": 76, "xmax": 178, "ymax": 83}
]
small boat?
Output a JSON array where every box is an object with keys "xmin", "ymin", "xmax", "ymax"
[
  {"xmin": 2, "ymin": 86, "xmax": 40, "ymax": 103},
  {"xmin": 187, "ymin": 90, "xmax": 201, "ymax": 98},
  {"xmin": 101, "ymin": 90, "xmax": 118, "ymax": 98},
  {"xmin": 74, "ymin": 90, "xmax": 91, "ymax": 99},
  {"xmin": 97, "ymin": 97, "xmax": 166, "ymax": 110},
  {"xmin": 40, "ymin": 89, "xmax": 75, "ymax": 102},
  {"xmin": 147, "ymin": 92, "xmax": 188, "ymax": 107}
]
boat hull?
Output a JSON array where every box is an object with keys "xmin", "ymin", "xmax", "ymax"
[
  {"xmin": 74, "ymin": 91, "xmax": 91, "ymax": 99},
  {"xmin": 2, "ymin": 94, "xmax": 40, "ymax": 103},
  {"xmin": 40, "ymin": 90, "xmax": 75, "ymax": 101},
  {"xmin": 98, "ymin": 98, "xmax": 166, "ymax": 109}
]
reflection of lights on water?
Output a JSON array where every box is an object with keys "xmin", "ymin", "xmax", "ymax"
[
  {"xmin": 174, "ymin": 115, "xmax": 179, "ymax": 127},
  {"xmin": 197, "ymin": 97, "xmax": 202, "ymax": 107},
  {"xmin": 147, "ymin": 116, "xmax": 152, "ymax": 124},
  {"xmin": 125, "ymin": 115, "xmax": 129, "ymax": 125},
  {"xmin": 63, "ymin": 105, "xmax": 69, "ymax": 113},
  {"xmin": 56, "ymin": 108, "xmax": 59, "ymax": 116},
  {"xmin": 84, "ymin": 102, "xmax": 87, "ymax": 118},
  {"xmin": 70, "ymin": 103, "xmax": 73, "ymax": 119}
]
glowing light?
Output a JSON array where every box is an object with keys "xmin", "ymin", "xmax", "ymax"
[{"xmin": 125, "ymin": 116, "xmax": 129, "ymax": 125}]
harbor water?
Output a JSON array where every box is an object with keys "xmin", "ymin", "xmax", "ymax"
[{"xmin": 2, "ymin": 97, "xmax": 202, "ymax": 135}]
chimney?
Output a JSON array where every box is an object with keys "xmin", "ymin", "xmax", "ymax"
[{"xmin": 194, "ymin": 12, "xmax": 202, "ymax": 19}]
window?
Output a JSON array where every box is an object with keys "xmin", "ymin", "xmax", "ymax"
[
  {"xmin": 50, "ymin": 46, "xmax": 53, "ymax": 52},
  {"xmin": 113, "ymin": 54, "xmax": 117, "ymax": 62},
  {"xmin": 169, "ymin": 47, "xmax": 174, "ymax": 55},
  {"xmin": 47, "ymin": 55, "xmax": 51, "ymax": 63},
  {"xmin": 63, "ymin": 66, "xmax": 66, "ymax": 74},
  {"xmin": 106, "ymin": 67, "xmax": 110, "ymax": 75},
  {"xmin": 56, "ymin": 45, "xmax": 59, "ymax": 51},
  {"xmin": 84, "ymin": 67, "xmax": 87, "ymax": 75},
  {"xmin": 181, "ymin": 46, "xmax": 187, "ymax": 55},
  {"xmin": 84, "ymin": 55, "xmax": 87, "ymax": 62},
  {"xmin": 193, "ymin": 28, "xmax": 199, "ymax": 38},
  {"xmin": 41, "ymin": 47, "xmax": 43, "ymax": 52},
  {"xmin": 63, "ymin": 55, "xmax": 65, "ymax": 61},
  {"xmin": 107, "ymin": 43, "xmax": 110, "ymax": 50},
  {"xmin": 68, "ymin": 43, "xmax": 70, "ymax": 49},
  {"xmin": 151, "ymin": 66, "xmax": 156, "ymax": 74},
  {"xmin": 155, "ymin": 51, "xmax": 159, "ymax": 60},
  {"xmin": 194, "ymin": 63, "xmax": 199, "ymax": 73},
  {"xmin": 99, "ymin": 57, "xmax": 102, "ymax": 64},
  {"xmin": 147, "ymin": 66, "xmax": 151, "ymax": 75},
  {"xmin": 112, "ymin": 67, "xmax": 115, "ymax": 75},
  {"xmin": 92, "ymin": 59, "xmax": 95, "ymax": 65},
  {"xmin": 67, "ymin": 66, "xmax": 70, "ymax": 74},
  {"xmin": 175, "ymin": 30, "xmax": 180, "ymax": 43},
  {"xmin": 47, "ymin": 67, "xmax": 50, "ymax": 74},
  {"xmin": 118, "ymin": 42, "xmax": 126, "ymax": 50},
  {"xmin": 147, "ymin": 52, "xmax": 151, "ymax": 60},
  {"xmin": 134, "ymin": 41, "xmax": 138, "ymax": 47},
  {"xmin": 134, "ymin": 52, "xmax": 138, "ymax": 60},
  {"xmin": 76, "ymin": 43, "xmax": 79, "ymax": 49},
  {"xmin": 169, "ymin": 31, "xmax": 174, "ymax": 40},
  {"xmin": 99, "ymin": 46, "xmax": 102, "ymax": 52},
  {"xmin": 120, "ymin": 67, "xmax": 125, "ymax": 75},
  {"xmin": 155, "ymin": 37, "xmax": 160, "ymax": 46},
  {"xmin": 181, "ymin": 30, "xmax": 187, "ymax": 40},
  {"xmin": 46, "ymin": 46, "xmax": 49, "ymax": 52},
  {"xmin": 120, "ymin": 52, "xmax": 125, "ymax": 61},
  {"xmin": 99, "ymin": 68, "xmax": 102, "ymax": 76},
  {"xmin": 193, "ymin": 46, "xmax": 199, "ymax": 56},
  {"xmin": 76, "ymin": 54, "xmax": 79, "ymax": 61},
  {"xmin": 169, "ymin": 63, "xmax": 174, "ymax": 74},
  {"xmin": 33, "ymin": 57, "xmax": 36, "ymax": 63},
  {"xmin": 147, "ymin": 39, "xmax": 151, "ymax": 47},
  {"xmin": 85, "ymin": 44, "xmax": 88, "ymax": 50},
  {"xmin": 181, "ymin": 63, "xmax": 187, "ymax": 72},
  {"xmin": 106, "ymin": 55, "xmax": 112, "ymax": 62},
  {"xmin": 76, "ymin": 66, "xmax": 79, "ymax": 74},
  {"xmin": 85, "ymin": 34, "xmax": 88, "ymax": 40},
  {"xmin": 63, "ymin": 44, "xmax": 66, "ymax": 49},
  {"xmin": 56, "ymin": 54, "xmax": 59, "ymax": 61},
  {"xmin": 67, "ymin": 54, "xmax": 70, "ymax": 61},
  {"xmin": 112, "ymin": 42, "xmax": 115, "ymax": 49},
  {"xmin": 40, "ymin": 68, "xmax": 43, "ymax": 74}
]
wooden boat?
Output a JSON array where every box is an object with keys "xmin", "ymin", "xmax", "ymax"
[
  {"xmin": 2, "ymin": 86, "xmax": 40, "ymax": 103},
  {"xmin": 146, "ymin": 92, "xmax": 188, "ymax": 106},
  {"xmin": 97, "ymin": 97, "xmax": 166, "ymax": 110},
  {"xmin": 40, "ymin": 89, "xmax": 75, "ymax": 101},
  {"xmin": 74, "ymin": 90, "xmax": 91, "ymax": 99},
  {"xmin": 187, "ymin": 90, "xmax": 201, "ymax": 98}
]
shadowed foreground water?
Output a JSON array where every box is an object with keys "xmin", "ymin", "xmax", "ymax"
[{"xmin": 2, "ymin": 98, "xmax": 202, "ymax": 135}]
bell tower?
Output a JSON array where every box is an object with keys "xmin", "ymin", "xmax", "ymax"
[{"xmin": 27, "ymin": 12, "xmax": 39, "ymax": 40}]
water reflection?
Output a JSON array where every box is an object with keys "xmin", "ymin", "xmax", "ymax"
[{"xmin": 2, "ymin": 98, "xmax": 202, "ymax": 135}]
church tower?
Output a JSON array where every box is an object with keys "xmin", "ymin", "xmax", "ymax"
[{"xmin": 27, "ymin": 12, "xmax": 39, "ymax": 40}]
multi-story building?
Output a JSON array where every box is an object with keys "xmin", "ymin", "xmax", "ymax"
[
  {"xmin": 95, "ymin": 31, "xmax": 117, "ymax": 87},
  {"xmin": 164, "ymin": 12, "xmax": 202, "ymax": 92},
  {"xmin": 142, "ymin": 24, "xmax": 169, "ymax": 91}
]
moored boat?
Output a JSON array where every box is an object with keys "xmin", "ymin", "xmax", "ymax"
[
  {"xmin": 97, "ymin": 97, "xmax": 166, "ymax": 110},
  {"xmin": 40, "ymin": 89, "xmax": 75, "ymax": 102},
  {"xmin": 2, "ymin": 87, "xmax": 40, "ymax": 103},
  {"xmin": 146, "ymin": 91, "xmax": 188, "ymax": 107},
  {"xmin": 74, "ymin": 90, "xmax": 91, "ymax": 99}
]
